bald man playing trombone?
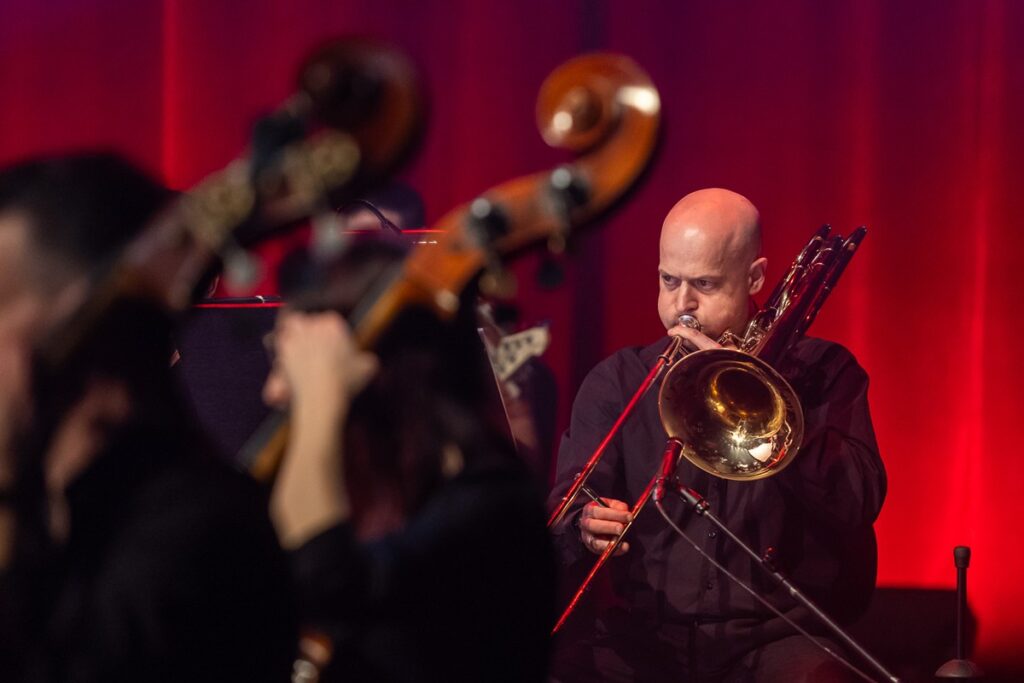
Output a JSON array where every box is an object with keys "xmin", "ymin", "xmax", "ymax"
[{"xmin": 548, "ymin": 189, "xmax": 886, "ymax": 683}]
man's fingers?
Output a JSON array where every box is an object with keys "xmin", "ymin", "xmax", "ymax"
[
  {"xmin": 581, "ymin": 517, "xmax": 626, "ymax": 537},
  {"xmin": 579, "ymin": 499, "xmax": 634, "ymax": 556},
  {"xmin": 583, "ymin": 507, "xmax": 631, "ymax": 524},
  {"xmin": 582, "ymin": 500, "xmax": 631, "ymax": 523},
  {"xmin": 667, "ymin": 325, "xmax": 720, "ymax": 351},
  {"xmin": 586, "ymin": 536, "xmax": 632, "ymax": 556}
]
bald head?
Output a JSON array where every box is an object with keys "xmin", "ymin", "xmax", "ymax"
[
  {"xmin": 661, "ymin": 188, "xmax": 761, "ymax": 269},
  {"xmin": 656, "ymin": 188, "xmax": 767, "ymax": 339}
]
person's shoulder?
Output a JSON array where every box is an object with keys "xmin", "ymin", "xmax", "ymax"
[
  {"xmin": 115, "ymin": 441, "xmax": 275, "ymax": 552},
  {"xmin": 790, "ymin": 336, "xmax": 862, "ymax": 369},
  {"xmin": 785, "ymin": 336, "xmax": 869, "ymax": 398}
]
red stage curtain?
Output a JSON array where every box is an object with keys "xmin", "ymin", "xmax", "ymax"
[{"xmin": 1, "ymin": 0, "xmax": 1022, "ymax": 672}]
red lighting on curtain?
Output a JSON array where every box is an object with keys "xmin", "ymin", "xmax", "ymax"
[{"xmin": 1, "ymin": 0, "xmax": 1022, "ymax": 672}]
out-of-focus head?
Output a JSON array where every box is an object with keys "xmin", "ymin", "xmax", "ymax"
[
  {"xmin": 656, "ymin": 188, "xmax": 766, "ymax": 340},
  {"xmin": 0, "ymin": 152, "xmax": 173, "ymax": 293},
  {"xmin": 0, "ymin": 152, "xmax": 174, "ymax": 433},
  {"xmin": 262, "ymin": 235, "xmax": 504, "ymax": 535}
]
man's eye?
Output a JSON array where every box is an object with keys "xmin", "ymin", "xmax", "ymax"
[
  {"xmin": 661, "ymin": 274, "xmax": 679, "ymax": 287},
  {"xmin": 696, "ymin": 279, "xmax": 715, "ymax": 290}
]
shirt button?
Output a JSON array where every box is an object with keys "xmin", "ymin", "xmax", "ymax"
[
  {"xmin": 705, "ymin": 582, "xmax": 714, "ymax": 590},
  {"xmin": 707, "ymin": 530, "xmax": 717, "ymax": 538}
]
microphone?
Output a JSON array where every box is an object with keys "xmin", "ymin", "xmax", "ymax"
[
  {"xmin": 654, "ymin": 439, "xmax": 683, "ymax": 502},
  {"xmin": 936, "ymin": 545, "xmax": 982, "ymax": 678},
  {"xmin": 954, "ymin": 545, "xmax": 970, "ymax": 570}
]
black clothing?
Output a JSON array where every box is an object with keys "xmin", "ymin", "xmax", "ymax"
[
  {"xmin": 555, "ymin": 635, "xmax": 854, "ymax": 683},
  {"xmin": 290, "ymin": 454, "xmax": 556, "ymax": 683},
  {"xmin": 2, "ymin": 424, "xmax": 296, "ymax": 683},
  {"xmin": 548, "ymin": 337, "xmax": 886, "ymax": 681}
]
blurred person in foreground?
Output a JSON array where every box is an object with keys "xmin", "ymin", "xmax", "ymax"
[
  {"xmin": 263, "ymin": 236, "xmax": 556, "ymax": 682},
  {"xmin": 0, "ymin": 153, "xmax": 295, "ymax": 682}
]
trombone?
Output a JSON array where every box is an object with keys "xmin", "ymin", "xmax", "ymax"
[{"xmin": 550, "ymin": 224, "xmax": 867, "ymax": 634}]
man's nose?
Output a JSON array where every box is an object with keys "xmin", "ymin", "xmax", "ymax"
[{"xmin": 675, "ymin": 283, "xmax": 698, "ymax": 313}]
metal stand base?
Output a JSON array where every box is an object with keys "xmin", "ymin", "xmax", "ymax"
[{"xmin": 935, "ymin": 659, "xmax": 983, "ymax": 679}]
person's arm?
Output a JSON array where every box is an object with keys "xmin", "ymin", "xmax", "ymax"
[
  {"xmin": 272, "ymin": 401, "xmax": 348, "ymax": 549},
  {"xmin": 776, "ymin": 345, "xmax": 887, "ymax": 531},
  {"xmin": 267, "ymin": 312, "xmax": 378, "ymax": 549},
  {"xmin": 566, "ymin": 327, "xmax": 726, "ymax": 556},
  {"xmin": 548, "ymin": 354, "xmax": 635, "ymax": 562}
]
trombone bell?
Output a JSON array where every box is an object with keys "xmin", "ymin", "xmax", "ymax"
[{"xmin": 658, "ymin": 348, "xmax": 804, "ymax": 481}]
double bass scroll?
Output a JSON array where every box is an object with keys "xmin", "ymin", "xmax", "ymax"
[{"xmin": 352, "ymin": 53, "xmax": 662, "ymax": 350}]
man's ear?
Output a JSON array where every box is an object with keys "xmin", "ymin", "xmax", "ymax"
[{"xmin": 748, "ymin": 257, "xmax": 767, "ymax": 295}]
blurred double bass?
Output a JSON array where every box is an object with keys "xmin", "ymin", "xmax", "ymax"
[
  {"xmin": 245, "ymin": 52, "xmax": 663, "ymax": 482},
  {"xmin": 41, "ymin": 39, "xmax": 423, "ymax": 375}
]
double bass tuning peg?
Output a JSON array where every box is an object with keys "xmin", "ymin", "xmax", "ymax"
[
  {"xmin": 479, "ymin": 264, "xmax": 517, "ymax": 299},
  {"xmin": 549, "ymin": 165, "xmax": 589, "ymax": 213},
  {"xmin": 468, "ymin": 197, "xmax": 511, "ymax": 247}
]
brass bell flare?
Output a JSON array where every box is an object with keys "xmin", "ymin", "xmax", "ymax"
[{"xmin": 658, "ymin": 348, "xmax": 804, "ymax": 481}]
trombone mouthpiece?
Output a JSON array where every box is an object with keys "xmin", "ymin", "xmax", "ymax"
[{"xmin": 677, "ymin": 314, "xmax": 701, "ymax": 331}]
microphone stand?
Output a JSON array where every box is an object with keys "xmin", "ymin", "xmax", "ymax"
[
  {"xmin": 935, "ymin": 546, "xmax": 982, "ymax": 678},
  {"xmin": 661, "ymin": 479, "xmax": 900, "ymax": 683}
]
